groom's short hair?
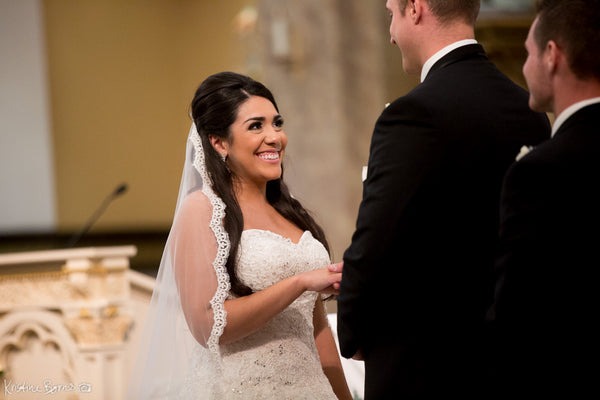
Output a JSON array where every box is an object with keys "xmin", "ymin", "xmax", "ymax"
[
  {"xmin": 534, "ymin": 0, "xmax": 600, "ymax": 80},
  {"xmin": 397, "ymin": 0, "xmax": 480, "ymax": 26}
]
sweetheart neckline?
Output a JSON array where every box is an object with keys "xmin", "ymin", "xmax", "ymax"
[{"xmin": 241, "ymin": 229, "xmax": 311, "ymax": 245}]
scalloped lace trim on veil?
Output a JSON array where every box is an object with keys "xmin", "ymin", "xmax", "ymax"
[{"xmin": 189, "ymin": 132, "xmax": 231, "ymax": 357}]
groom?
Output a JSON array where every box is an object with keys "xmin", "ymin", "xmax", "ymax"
[
  {"xmin": 335, "ymin": 0, "xmax": 550, "ymax": 398},
  {"xmin": 489, "ymin": 0, "xmax": 600, "ymax": 397}
]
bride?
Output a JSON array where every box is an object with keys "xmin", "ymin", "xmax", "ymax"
[{"xmin": 128, "ymin": 72, "xmax": 352, "ymax": 399}]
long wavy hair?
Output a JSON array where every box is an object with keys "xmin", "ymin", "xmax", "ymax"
[{"xmin": 191, "ymin": 71, "xmax": 330, "ymax": 297}]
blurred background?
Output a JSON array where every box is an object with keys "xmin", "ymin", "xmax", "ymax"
[
  {"xmin": 1, "ymin": 0, "xmax": 537, "ymax": 275},
  {"xmin": 0, "ymin": 1, "xmax": 538, "ymax": 398}
]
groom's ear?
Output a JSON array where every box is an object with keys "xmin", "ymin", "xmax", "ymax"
[
  {"xmin": 544, "ymin": 40, "xmax": 561, "ymax": 75},
  {"xmin": 411, "ymin": 0, "xmax": 424, "ymax": 24}
]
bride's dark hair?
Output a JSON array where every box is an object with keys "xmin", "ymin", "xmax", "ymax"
[{"xmin": 191, "ymin": 71, "xmax": 330, "ymax": 297}]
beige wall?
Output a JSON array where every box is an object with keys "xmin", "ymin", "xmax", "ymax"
[
  {"xmin": 44, "ymin": 0, "xmax": 250, "ymax": 232},
  {"xmin": 42, "ymin": 0, "xmax": 536, "ymax": 248}
]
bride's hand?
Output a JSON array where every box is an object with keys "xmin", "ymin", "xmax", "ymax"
[{"xmin": 299, "ymin": 264, "xmax": 342, "ymax": 295}]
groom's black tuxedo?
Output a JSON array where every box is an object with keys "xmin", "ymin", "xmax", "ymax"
[
  {"xmin": 337, "ymin": 44, "xmax": 550, "ymax": 398},
  {"xmin": 490, "ymin": 103, "xmax": 600, "ymax": 398}
]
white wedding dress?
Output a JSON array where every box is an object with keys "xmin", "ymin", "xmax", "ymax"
[{"xmin": 179, "ymin": 229, "xmax": 338, "ymax": 399}]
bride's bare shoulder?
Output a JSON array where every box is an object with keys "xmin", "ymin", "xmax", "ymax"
[
  {"xmin": 177, "ymin": 190, "xmax": 213, "ymax": 219},
  {"xmin": 184, "ymin": 189, "xmax": 210, "ymax": 204}
]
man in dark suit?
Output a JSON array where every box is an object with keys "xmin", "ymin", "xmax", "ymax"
[
  {"xmin": 489, "ymin": 0, "xmax": 600, "ymax": 397},
  {"xmin": 334, "ymin": 0, "xmax": 550, "ymax": 398}
]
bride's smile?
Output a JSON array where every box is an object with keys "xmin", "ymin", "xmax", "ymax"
[{"xmin": 256, "ymin": 150, "xmax": 280, "ymax": 162}]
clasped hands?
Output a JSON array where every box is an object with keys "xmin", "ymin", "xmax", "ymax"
[
  {"xmin": 305, "ymin": 262, "xmax": 364, "ymax": 361},
  {"xmin": 327, "ymin": 261, "xmax": 343, "ymax": 292},
  {"xmin": 322, "ymin": 261, "xmax": 343, "ymax": 295},
  {"xmin": 300, "ymin": 261, "xmax": 343, "ymax": 295},
  {"xmin": 324, "ymin": 261, "xmax": 364, "ymax": 361}
]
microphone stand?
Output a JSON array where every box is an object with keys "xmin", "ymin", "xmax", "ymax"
[{"xmin": 65, "ymin": 183, "xmax": 128, "ymax": 248}]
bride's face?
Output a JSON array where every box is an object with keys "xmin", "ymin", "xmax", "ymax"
[{"xmin": 225, "ymin": 95, "xmax": 287, "ymax": 188}]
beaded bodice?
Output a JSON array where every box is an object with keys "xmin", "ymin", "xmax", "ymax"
[{"xmin": 181, "ymin": 229, "xmax": 337, "ymax": 399}]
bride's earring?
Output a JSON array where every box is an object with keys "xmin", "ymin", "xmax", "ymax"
[{"xmin": 221, "ymin": 153, "xmax": 231, "ymax": 173}]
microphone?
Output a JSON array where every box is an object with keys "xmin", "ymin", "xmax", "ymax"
[{"xmin": 66, "ymin": 183, "xmax": 128, "ymax": 248}]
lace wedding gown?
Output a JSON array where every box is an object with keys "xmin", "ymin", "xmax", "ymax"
[{"xmin": 180, "ymin": 229, "xmax": 338, "ymax": 399}]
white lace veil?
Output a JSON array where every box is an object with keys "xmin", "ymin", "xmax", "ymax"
[{"xmin": 127, "ymin": 123, "xmax": 231, "ymax": 399}]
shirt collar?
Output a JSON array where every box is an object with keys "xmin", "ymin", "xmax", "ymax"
[
  {"xmin": 551, "ymin": 97, "xmax": 600, "ymax": 137},
  {"xmin": 420, "ymin": 39, "xmax": 478, "ymax": 83}
]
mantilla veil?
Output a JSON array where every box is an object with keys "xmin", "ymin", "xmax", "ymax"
[{"xmin": 128, "ymin": 122, "xmax": 232, "ymax": 398}]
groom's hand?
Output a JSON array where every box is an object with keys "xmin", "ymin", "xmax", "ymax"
[
  {"xmin": 352, "ymin": 349, "xmax": 364, "ymax": 361},
  {"xmin": 327, "ymin": 262, "xmax": 343, "ymax": 290}
]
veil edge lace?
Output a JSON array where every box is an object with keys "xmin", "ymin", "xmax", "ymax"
[{"xmin": 189, "ymin": 127, "xmax": 231, "ymax": 357}]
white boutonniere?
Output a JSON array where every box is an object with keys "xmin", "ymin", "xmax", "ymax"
[
  {"xmin": 516, "ymin": 145, "xmax": 533, "ymax": 161},
  {"xmin": 385, "ymin": 102, "xmax": 390, "ymax": 109}
]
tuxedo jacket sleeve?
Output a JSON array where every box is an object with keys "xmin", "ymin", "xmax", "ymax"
[
  {"xmin": 337, "ymin": 99, "xmax": 442, "ymax": 358},
  {"xmin": 336, "ymin": 44, "xmax": 550, "ymax": 359}
]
